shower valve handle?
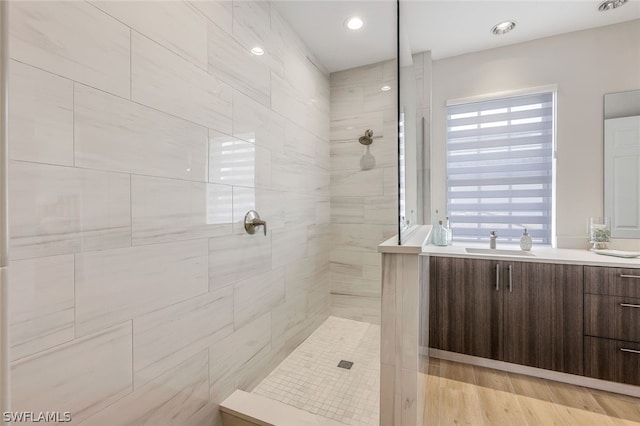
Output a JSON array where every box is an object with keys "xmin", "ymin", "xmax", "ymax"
[{"xmin": 244, "ymin": 210, "xmax": 267, "ymax": 236}]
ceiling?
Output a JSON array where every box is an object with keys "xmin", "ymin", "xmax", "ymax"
[{"xmin": 273, "ymin": 0, "xmax": 640, "ymax": 73}]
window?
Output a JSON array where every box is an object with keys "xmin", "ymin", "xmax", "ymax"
[{"xmin": 446, "ymin": 91, "xmax": 554, "ymax": 244}]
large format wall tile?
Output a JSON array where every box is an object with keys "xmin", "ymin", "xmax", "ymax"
[
  {"xmin": 209, "ymin": 233, "xmax": 272, "ymax": 290},
  {"xmin": 9, "ymin": 161, "xmax": 131, "ymax": 260},
  {"xmin": 11, "ymin": 323, "xmax": 133, "ymax": 424},
  {"xmin": 271, "ymin": 225, "xmax": 308, "ymax": 269},
  {"xmin": 233, "ymin": 268, "xmax": 285, "ymax": 329},
  {"xmin": 75, "ymin": 84, "xmax": 208, "ymax": 182},
  {"xmin": 132, "ymin": 32, "xmax": 232, "ymax": 133},
  {"xmin": 329, "ymin": 61, "xmax": 397, "ymax": 324},
  {"xmin": 10, "ymin": 1, "xmax": 130, "ymax": 98},
  {"xmin": 9, "ymin": 255, "xmax": 74, "ymax": 361},
  {"xmin": 9, "ymin": 61, "xmax": 73, "ymax": 166},
  {"xmin": 92, "ymin": 1, "xmax": 208, "ymax": 69},
  {"xmin": 208, "ymin": 130, "xmax": 271, "ymax": 188},
  {"xmin": 208, "ymin": 22, "xmax": 270, "ymax": 106},
  {"xmin": 75, "ymin": 240, "xmax": 208, "ymax": 336},
  {"xmin": 233, "ymin": 91, "xmax": 286, "ymax": 153},
  {"xmin": 131, "ymin": 176, "xmax": 232, "ymax": 246},
  {"xmin": 190, "ymin": 1, "xmax": 232, "ymax": 35},
  {"xmin": 77, "ymin": 349, "xmax": 210, "ymax": 426},
  {"xmin": 133, "ymin": 286, "xmax": 233, "ymax": 388},
  {"xmin": 209, "ymin": 313, "xmax": 272, "ymax": 400},
  {"xmin": 80, "ymin": 350, "xmax": 210, "ymax": 426}
]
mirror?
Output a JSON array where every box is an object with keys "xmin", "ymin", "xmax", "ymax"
[
  {"xmin": 604, "ymin": 89, "xmax": 640, "ymax": 238},
  {"xmin": 398, "ymin": 8, "xmax": 428, "ymax": 244}
]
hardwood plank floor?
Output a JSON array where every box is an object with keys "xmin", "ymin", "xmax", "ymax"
[{"xmin": 421, "ymin": 358, "xmax": 640, "ymax": 426}]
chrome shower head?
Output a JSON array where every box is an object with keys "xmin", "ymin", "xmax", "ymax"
[{"xmin": 359, "ymin": 129, "xmax": 373, "ymax": 145}]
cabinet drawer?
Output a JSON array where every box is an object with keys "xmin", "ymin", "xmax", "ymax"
[
  {"xmin": 585, "ymin": 266, "xmax": 640, "ymax": 297},
  {"xmin": 585, "ymin": 294, "xmax": 640, "ymax": 343},
  {"xmin": 584, "ymin": 337, "xmax": 640, "ymax": 386}
]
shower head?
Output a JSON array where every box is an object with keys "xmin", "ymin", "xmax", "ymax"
[{"xmin": 359, "ymin": 129, "xmax": 373, "ymax": 145}]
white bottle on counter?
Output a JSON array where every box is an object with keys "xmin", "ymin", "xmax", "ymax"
[{"xmin": 520, "ymin": 228, "xmax": 532, "ymax": 251}]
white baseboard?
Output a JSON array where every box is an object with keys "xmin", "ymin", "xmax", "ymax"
[{"xmin": 424, "ymin": 347, "xmax": 640, "ymax": 398}]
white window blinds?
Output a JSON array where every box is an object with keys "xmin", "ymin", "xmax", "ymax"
[{"xmin": 446, "ymin": 91, "xmax": 554, "ymax": 244}]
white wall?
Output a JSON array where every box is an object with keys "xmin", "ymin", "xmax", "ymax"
[
  {"xmin": 431, "ymin": 19, "xmax": 640, "ymax": 249},
  {"xmin": 7, "ymin": 1, "xmax": 330, "ymax": 424}
]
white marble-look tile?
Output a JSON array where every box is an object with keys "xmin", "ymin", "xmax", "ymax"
[
  {"xmin": 384, "ymin": 166, "xmax": 399, "ymax": 196},
  {"xmin": 92, "ymin": 1, "xmax": 208, "ymax": 69},
  {"xmin": 283, "ymin": 192, "xmax": 315, "ymax": 227},
  {"xmin": 190, "ymin": 1, "xmax": 232, "ymax": 34},
  {"xmin": 208, "ymin": 130, "xmax": 271, "ymax": 188},
  {"xmin": 233, "ymin": 91, "xmax": 286, "ymax": 153},
  {"xmin": 255, "ymin": 188, "xmax": 286, "ymax": 232},
  {"xmin": 208, "ymin": 232, "xmax": 271, "ymax": 290},
  {"xmin": 330, "ymin": 168, "xmax": 384, "ymax": 197},
  {"xmin": 9, "ymin": 161, "xmax": 131, "ymax": 260},
  {"xmin": 208, "ymin": 22, "xmax": 270, "ymax": 106},
  {"xmin": 231, "ymin": 1, "xmax": 271, "ymax": 58},
  {"xmin": 283, "ymin": 120, "xmax": 321, "ymax": 167},
  {"xmin": 330, "ymin": 196, "xmax": 365, "ymax": 224},
  {"xmin": 80, "ymin": 349, "xmax": 209, "ymax": 426},
  {"xmin": 11, "ymin": 322, "xmax": 132, "ymax": 424},
  {"xmin": 329, "ymin": 85, "xmax": 365, "ymax": 120},
  {"xmin": 9, "ymin": 60, "xmax": 73, "ymax": 166},
  {"xmin": 330, "ymin": 111, "xmax": 384, "ymax": 143},
  {"xmin": 133, "ymin": 286, "xmax": 233, "ymax": 388},
  {"xmin": 381, "ymin": 254, "xmax": 397, "ymax": 366},
  {"xmin": 209, "ymin": 312, "xmax": 271, "ymax": 389},
  {"xmin": 271, "ymin": 225, "xmax": 308, "ymax": 270},
  {"xmin": 233, "ymin": 268, "xmax": 285, "ymax": 329},
  {"xmin": 330, "ymin": 224, "xmax": 385, "ymax": 254},
  {"xmin": 131, "ymin": 32, "xmax": 232, "ymax": 133},
  {"xmin": 74, "ymin": 84, "xmax": 208, "ymax": 182},
  {"xmin": 380, "ymin": 363, "xmax": 396, "ymax": 426},
  {"xmin": 131, "ymin": 175, "xmax": 232, "ymax": 246},
  {"xmin": 231, "ymin": 186, "xmax": 256, "ymax": 234},
  {"xmin": 331, "ymin": 272, "xmax": 380, "ymax": 300},
  {"xmin": 271, "ymin": 152, "xmax": 308, "ymax": 193},
  {"xmin": 10, "ymin": 1, "xmax": 130, "ymax": 98},
  {"xmin": 272, "ymin": 72, "xmax": 328, "ymax": 142},
  {"xmin": 75, "ymin": 239, "xmax": 208, "ymax": 336},
  {"xmin": 330, "ymin": 63, "xmax": 383, "ymax": 88},
  {"xmin": 9, "ymin": 255, "xmax": 74, "ymax": 361}
]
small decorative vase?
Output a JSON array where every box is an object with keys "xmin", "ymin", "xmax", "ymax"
[{"xmin": 589, "ymin": 217, "xmax": 611, "ymax": 250}]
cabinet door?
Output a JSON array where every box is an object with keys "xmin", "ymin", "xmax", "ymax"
[
  {"xmin": 504, "ymin": 262, "xmax": 583, "ymax": 375},
  {"xmin": 434, "ymin": 257, "xmax": 503, "ymax": 360}
]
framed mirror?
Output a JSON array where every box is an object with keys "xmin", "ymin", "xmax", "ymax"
[{"xmin": 604, "ymin": 89, "xmax": 640, "ymax": 238}]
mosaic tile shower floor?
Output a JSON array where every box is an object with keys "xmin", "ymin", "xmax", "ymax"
[{"xmin": 252, "ymin": 316, "xmax": 380, "ymax": 426}]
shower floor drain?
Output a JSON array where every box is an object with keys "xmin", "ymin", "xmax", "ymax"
[{"xmin": 337, "ymin": 360, "xmax": 354, "ymax": 370}]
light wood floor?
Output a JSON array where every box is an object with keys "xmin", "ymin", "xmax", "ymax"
[{"xmin": 420, "ymin": 358, "xmax": 640, "ymax": 426}]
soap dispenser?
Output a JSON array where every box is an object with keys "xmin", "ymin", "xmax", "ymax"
[{"xmin": 520, "ymin": 228, "xmax": 532, "ymax": 251}]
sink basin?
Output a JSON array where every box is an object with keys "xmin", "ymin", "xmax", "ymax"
[{"xmin": 465, "ymin": 248, "xmax": 535, "ymax": 257}]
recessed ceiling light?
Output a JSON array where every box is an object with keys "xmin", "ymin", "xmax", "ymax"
[
  {"xmin": 491, "ymin": 20, "xmax": 516, "ymax": 35},
  {"xmin": 250, "ymin": 46, "xmax": 264, "ymax": 56},
  {"xmin": 598, "ymin": 0, "xmax": 628, "ymax": 11},
  {"xmin": 345, "ymin": 16, "xmax": 364, "ymax": 31},
  {"xmin": 381, "ymin": 85, "xmax": 391, "ymax": 92}
]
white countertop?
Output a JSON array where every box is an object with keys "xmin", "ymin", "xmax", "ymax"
[
  {"xmin": 421, "ymin": 243, "xmax": 640, "ymax": 269},
  {"xmin": 378, "ymin": 225, "xmax": 432, "ymax": 254}
]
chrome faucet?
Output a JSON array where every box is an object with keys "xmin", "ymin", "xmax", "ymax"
[
  {"xmin": 244, "ymin": 210, "xmax": 267, "ymax": 236},
  {"xmin": 489, "ymin": 230, "xmax": 497, "ymax": 249}
]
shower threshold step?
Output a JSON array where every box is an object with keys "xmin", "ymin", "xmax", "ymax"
[{"xmin": 220, "ymin": 390, "xmax": 347, "ymax": 426}]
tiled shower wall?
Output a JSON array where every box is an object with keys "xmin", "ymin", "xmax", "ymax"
[
  {"xmin": 329, "ymin": 61, "xmax": 398, "ymax": 324},
  {"xmin": 7, "ymin": 1, "xmax": 330, "ymax": 424}
]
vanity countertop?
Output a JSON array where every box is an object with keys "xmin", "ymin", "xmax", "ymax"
[{"xmin": 422, "ymin": 243, "xmax": 640, "ymax": 269}]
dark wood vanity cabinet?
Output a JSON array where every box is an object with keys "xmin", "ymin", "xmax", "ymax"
[
  {"xmin": 430, "ymin": 257, "xmax": 504, "ymax": 360},
  {"xmin": 584, "ymin": 266, "xmax": 640, "ymax": 386},
  {"xmin": 429, "ymin": 256, "xmax": 584, "ymax": 375},
  {"xmin": 504, "ymin": 262, "xmax": 583, "ymax": 375}
]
